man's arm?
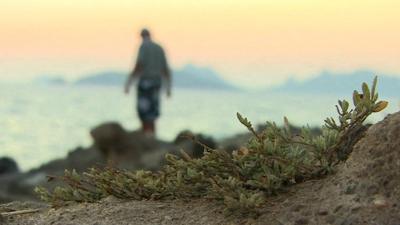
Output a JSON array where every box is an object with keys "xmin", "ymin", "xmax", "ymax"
[
  {"xmin": 124, "ymin": 65, "xmax": 141, "ymax": 94},
  {"xmin": 124, "ymin": 46, "xmax": 144, "ymax": 94},
  {"xmin": 163, "ymin": 66, "xmax": 171, "ymax": 97},
  {"xmin": 161, "ymin": 49, "xmax": 172, "ymax": 97}
]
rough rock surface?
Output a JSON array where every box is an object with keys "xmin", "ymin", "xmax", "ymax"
[
  {"xmin": 2, "ymin": 112, "xmax": 400, "ymax": 224},
  {"xmin": 257, "ymin": 112, "xmax": 400, "ymax": 225}
]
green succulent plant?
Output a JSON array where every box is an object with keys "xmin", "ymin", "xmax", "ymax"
[{"xmin": 35, "ymin": 77, "xmax": 388, "ymax": 216}]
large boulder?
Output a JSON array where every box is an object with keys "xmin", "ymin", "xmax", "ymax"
[
  {"xmin": 90, "ymin": 122, "xmax": 176, "ymax": 170},
  {"xmin": 173, "ymin": 130, "xmax": 217, "ymax": 158},
  {"xmin": 90, "ymin": 122, "xmax": 126, "ymax": 157},
  {"xmin": 0, "ymin": 157, "xmax": 19, "ymax": 175}
]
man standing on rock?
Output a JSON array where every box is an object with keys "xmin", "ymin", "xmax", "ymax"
[{"xmin": 124, "ymin": 28, "xmax": 172, "ymax": 137}]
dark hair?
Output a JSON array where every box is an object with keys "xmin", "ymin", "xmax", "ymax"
[{"xmin": 140, "ymin": 28, "xmax": 150, "ymax": 38}]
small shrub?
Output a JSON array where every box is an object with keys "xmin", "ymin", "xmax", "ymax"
[{"xmin": 35, "ymin": 77, "xmax": 388, "ymax": 216}]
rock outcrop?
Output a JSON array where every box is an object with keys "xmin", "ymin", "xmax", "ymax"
[{"xmin": 0, "ymin": 122, "xmax": 218, "ymax": 204}]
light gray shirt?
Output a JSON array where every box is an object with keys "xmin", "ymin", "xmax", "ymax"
[{"xmin": 136, "ymin": 40, "xmax": 169, "ymax": 79}]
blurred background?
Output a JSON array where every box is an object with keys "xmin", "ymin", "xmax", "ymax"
[{"xmin": 1, "ymin": 0, "xmax": 399, "ymax": 171}]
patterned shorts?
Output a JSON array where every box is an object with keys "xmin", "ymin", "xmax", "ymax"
[{"xmin": 137, "ymin": 78, "xmax": 161, "ymax": 122}]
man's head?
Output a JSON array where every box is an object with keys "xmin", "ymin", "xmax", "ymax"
[{"xmin": 140, "ymin": 28, "xmax": 151, "ymax": 39}]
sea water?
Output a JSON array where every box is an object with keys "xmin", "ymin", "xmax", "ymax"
[{"xmin": 0, "ymin": 84, "xmax": 397, "ymax": 171}]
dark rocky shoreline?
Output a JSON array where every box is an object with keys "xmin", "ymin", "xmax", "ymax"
[
  {"xmin": 0, "ymin": 121, "xmax": 323, "ymax": 204},
  {"xmin": 0, "ymin": 122, "xmax": 231, "ymax": 204}
]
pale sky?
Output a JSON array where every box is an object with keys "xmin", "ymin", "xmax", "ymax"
[{"xmin": 1, "ymin": 0, "xmax": 399, "ymax": 88}]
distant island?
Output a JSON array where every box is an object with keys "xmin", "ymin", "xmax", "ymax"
[
  {"xmin": 74, "ymin": 72, "xmax": 125, "ymax": 86},
  {"xmin": 270, "ymin": 70, "xmax": 400, "ymax": 97},
  {"xmin": 34, "ymin": 68, "xmax": 400, "ymax": 97},
  {"xmin": 73, "ymin": 64, "xmax": 239, "ymax": 90},
  {"xmin": 33, "ymin": 76, "xmax": 67, "ymax": 85}
]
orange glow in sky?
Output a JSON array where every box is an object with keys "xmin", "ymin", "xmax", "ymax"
[{"xmin": 1, "ymin": 0, "xmax": 399, "ymax": 87}]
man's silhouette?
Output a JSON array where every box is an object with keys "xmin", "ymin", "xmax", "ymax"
[{"xmin": 124, "ymin": 28, "xmax": 171, "ymax": 137}]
